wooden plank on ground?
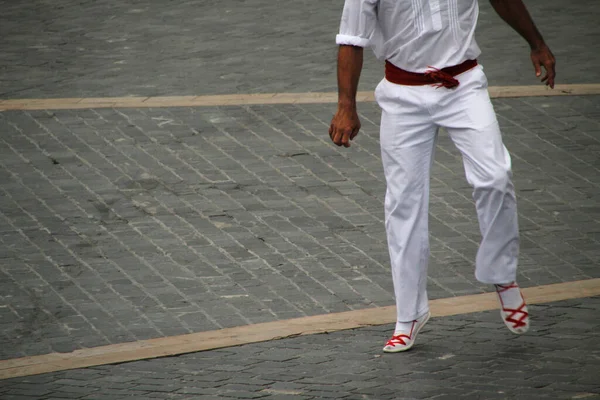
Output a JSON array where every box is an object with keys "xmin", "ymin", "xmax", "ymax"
[
  {"xmin": 1, "ymin": 278, "xmax": 599, "ymax": 380},
  {"xmin": 1, "ymin": 84, "xmax": 599, "ymax": 110}
]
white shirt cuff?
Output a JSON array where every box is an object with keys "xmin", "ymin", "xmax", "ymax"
[{"xmin": 336, "ymin": 34, "xmax": 370, "ymax": 48}]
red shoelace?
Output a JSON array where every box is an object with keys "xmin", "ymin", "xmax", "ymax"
[
  {"xmin": 496, "ymin": 283, "xmax": 529, "ymax": 329},
  {"xmin": 385, "ymin": 321, "xmax": 416, "ymax": 347}
]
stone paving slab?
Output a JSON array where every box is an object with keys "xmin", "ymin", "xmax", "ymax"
[
  {"xmin": 1, "ymin": 297, "xmax": 599, "ymax": 399},
  {"xmin": 1, "ymin": 95, "xmax": 600, "ymax": 359},
  {"xmin": 0, "ymin": 0, "xmax": 599, "ymax": 99}
]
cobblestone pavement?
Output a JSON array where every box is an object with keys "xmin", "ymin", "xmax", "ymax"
[
  {"xmin": 0, "ymin": 0, "xmax": 599, "ymax": 99},
  {"xmin": 1, "ymin": 94, "xmax": 600, "ymax": 359},
  {"xmin": 2, "ymin": 0, "xmax": 600, "ymax": 392},
  {"xmin": 1, "ymin": 297, "xmax": 599, "ymax": 400}
]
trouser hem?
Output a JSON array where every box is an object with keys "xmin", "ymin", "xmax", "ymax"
[{"xmin": 397, "ymin": 306, "xmax": 430, "ymax": 324}]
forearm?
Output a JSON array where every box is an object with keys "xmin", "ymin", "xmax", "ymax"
[
  {"xmin": 337, "ymin": 45, "xmax": 364, "ymax": 109},
  {"xmin": 489, "ymin": 0, "xmax": 546, "ymax": 49}
]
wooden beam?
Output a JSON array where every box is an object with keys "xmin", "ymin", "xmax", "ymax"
[
  {"xmin": 1, "ymin": 278, "xmax": 599, "ymax": 380},
  {"xmin": 1, "ymin": 84, "xmax": 599, "ymax": 111}
]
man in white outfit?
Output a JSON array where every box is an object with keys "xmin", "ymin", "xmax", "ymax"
[{"xmin": 329, "ymin": 0, "xmax": 555, "ymax": 352}]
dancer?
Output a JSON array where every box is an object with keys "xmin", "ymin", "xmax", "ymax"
[{"xmin": 329, "ymin": 0, "xmax": 555, "ymax": 352}]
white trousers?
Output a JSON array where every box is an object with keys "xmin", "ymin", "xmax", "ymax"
[{"xmin": 374, "ymin": 65, "xmax": 519, "ymax": 322}]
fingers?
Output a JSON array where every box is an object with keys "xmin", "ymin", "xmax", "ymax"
[
  {"xmin": 331, "ymin": 128, "xmax": 352, "ymax": 147},
  {"xmin": 341, "ymin": 125, "xmax": 362, "ymax": 147},
  {"xmin": 329, "ymin": 110, "xmax": 360, "ymax": 147},
  {"xmin": 332, "ymin": 129, "xmax": 343, "ymax": 146},
  {"xmin": 330, "ymin": 125, "xmax": 359, "ymax": 147},
  {"xmin": 538, "ymin": 60, "xmax": 555, "ymax": 88},
  {"xmin": 544, "ymin": 61, "xmax": 556, "ymax": 89},
  {"xmin": 350, "ymin": 125, "xmax": 360, "ymax": 140},
  {"xmin": 341, "ymin": 131, "xmax": 352, "ymax": 148},
  {"xmin": 532, "ymin": 46, "xmax": 556, "ymax": 89},
  {"xmin": 533, "ymin": 59, "xmax": 542, "ymax": 78}
]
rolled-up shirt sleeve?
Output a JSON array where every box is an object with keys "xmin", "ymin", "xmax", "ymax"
[{"xmin": 336, "ymin": 0, "xmax": 379, "ymax": 48}]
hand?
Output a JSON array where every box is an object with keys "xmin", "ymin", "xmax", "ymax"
[
  {"xmin": 329, "ymin": 106, "xmax": 361, "ymax": 148},
  {"xmin": 531, "ymin": 44, "xmax": 556, "ymax": 88}
]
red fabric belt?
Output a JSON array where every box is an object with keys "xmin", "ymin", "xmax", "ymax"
[{"xmin": 384, "ymin": 59, "xmax": 478, "ymax": 89}]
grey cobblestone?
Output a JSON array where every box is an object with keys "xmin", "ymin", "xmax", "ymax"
[
  {"xmin": 1, "ymin": 94, "xmax": 600, "ymax": 357},
  {"xmin": 8, "ymin": 298, "xmax": 599, "ymax": 399},
  {"xmin": 0, "ymin": 8, "xmax": 600, "ymax": 400},
  {"xmin": 0, "ymin": 1, "xmax": 598, "ymax": 98}
]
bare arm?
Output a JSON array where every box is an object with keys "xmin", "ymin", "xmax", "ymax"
[
  {"xmin": 337, "ymin": 45, "xmax": 364, "ymax": 109},
  {"xmin": 329, "ymin": 45, "xmax": 363, "ymax": 147},
  {"xmin": 490, "ymin": 0, "xmax": 556, "ymax": 88}
]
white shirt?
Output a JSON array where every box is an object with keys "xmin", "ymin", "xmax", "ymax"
[{"xmin": 336, "ymin": 0, "xmax": 482, "ymax": 73}]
